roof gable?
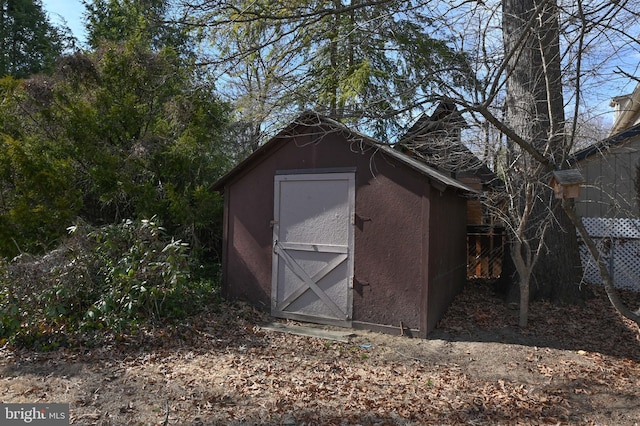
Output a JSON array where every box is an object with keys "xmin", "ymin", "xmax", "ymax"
[
  {"xmin": 212, "ymin": 111, "xmax": 477, "ymax": 194},
  {"xmin": 609, "ymin": 82, "xmax": 640, "ymax": 136}
]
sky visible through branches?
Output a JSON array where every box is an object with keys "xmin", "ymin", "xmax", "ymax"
[{"xmin": 41, "ymin": 0, "xmax": 638, "ymax": 131}]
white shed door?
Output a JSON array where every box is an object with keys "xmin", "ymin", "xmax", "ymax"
[{"xmin": 272, "ymin": 172, "xmax": 354, "ymax": 325}]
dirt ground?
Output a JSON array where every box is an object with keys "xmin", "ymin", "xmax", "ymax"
[{"xmin": 1, "ymin": 281, "xmax": 639, "ymax": 425}]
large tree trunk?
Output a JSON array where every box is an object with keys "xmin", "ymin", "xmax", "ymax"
[
  {"xmin": 533, "ymin": 204, "xmax": 586, "ymax": 302},
  {"xmin": 502, "ymin": 0, "xmax": 586, "ymax": 304}
]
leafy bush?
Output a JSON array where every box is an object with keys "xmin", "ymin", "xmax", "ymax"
[{"xmin": 0, "ymin": 218, "xmax": 219, "ymax": 349}]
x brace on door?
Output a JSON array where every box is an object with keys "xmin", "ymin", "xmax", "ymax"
[{"xmin": 274, "ymin": 240, "xmax": 349, "ymax": 319}]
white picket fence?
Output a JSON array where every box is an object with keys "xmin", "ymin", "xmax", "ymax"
[{"xmin": 579, "ymin": 217, "xmax": 640, "ymax": 292}]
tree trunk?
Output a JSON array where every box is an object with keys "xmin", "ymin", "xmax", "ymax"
[
  {"xmin": 519, "ymin": 273, "xmax": 530, "ymax": 327},
  {"xmin": 502, "ymin": 0, "xmax": 586, "ymax": 304},
  {"xmin": 532, "ymin": 203, "xmax": 587, "ymax": 302},
  {"xmin": 511, "ymin": 237, "xmax": 531, "ymax": 327}
]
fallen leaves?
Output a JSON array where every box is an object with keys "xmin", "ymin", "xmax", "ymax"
[{"xmin": 0, "ymin": 283, "xmax": 638, "ymax": 424}]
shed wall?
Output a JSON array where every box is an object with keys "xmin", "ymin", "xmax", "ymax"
[
  {"xmin": 223, "ymin": 131, "xmax": 319, "ymax": 305},
  {"xmin": 352, "ymin": 159, "xmax": 427, "ymax": 332},
  {"xmin": 427, "ymin": 189, "xmax": 468, "ymax": 331}
]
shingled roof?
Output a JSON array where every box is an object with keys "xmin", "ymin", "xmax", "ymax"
[{"xmin": 572, "ymin": 122, "xmax": 640, "ymax": 163}]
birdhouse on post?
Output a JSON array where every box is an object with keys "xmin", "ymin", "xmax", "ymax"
[{"xmin": 550, "ymin": 169, "xmax": 585, "ymax": 199}]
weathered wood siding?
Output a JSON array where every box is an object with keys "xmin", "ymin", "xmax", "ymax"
[{"xmin": 575, "ymin": 135, "xmax": 640, "ymax": 218}]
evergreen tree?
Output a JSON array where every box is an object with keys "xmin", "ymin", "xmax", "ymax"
[
  {"xmin": 202, "ymin": 0, "xmax": 475, "ymax": 141},
  {"xmin": 0, "ymin": 0, "xmax": 232, "ymax": 259},
  {"xmin": 0, "ymin": 0, "xmax": 65, "ymax": 78},
  {"xmin": 83, "ymin": 0, "xmax": 190, "ymax": 55}
]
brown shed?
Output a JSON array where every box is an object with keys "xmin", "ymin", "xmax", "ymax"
[{"xmin": 212, "ymin": 112, "xmax": 477, "ymax": 337}]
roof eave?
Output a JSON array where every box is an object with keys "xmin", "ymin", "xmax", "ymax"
[{"xmin": 572, "ymin": 122, "xmax": 640, "ymax": 163}]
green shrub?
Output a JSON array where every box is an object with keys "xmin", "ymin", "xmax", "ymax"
[{"xmin": 0, "ymin": 218, "xmax": 219, "ymax": 349}]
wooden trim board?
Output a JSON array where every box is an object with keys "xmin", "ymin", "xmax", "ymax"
[{"xmin": 260, "ymin": 322, "xmax": 356, "ymax": 343}]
